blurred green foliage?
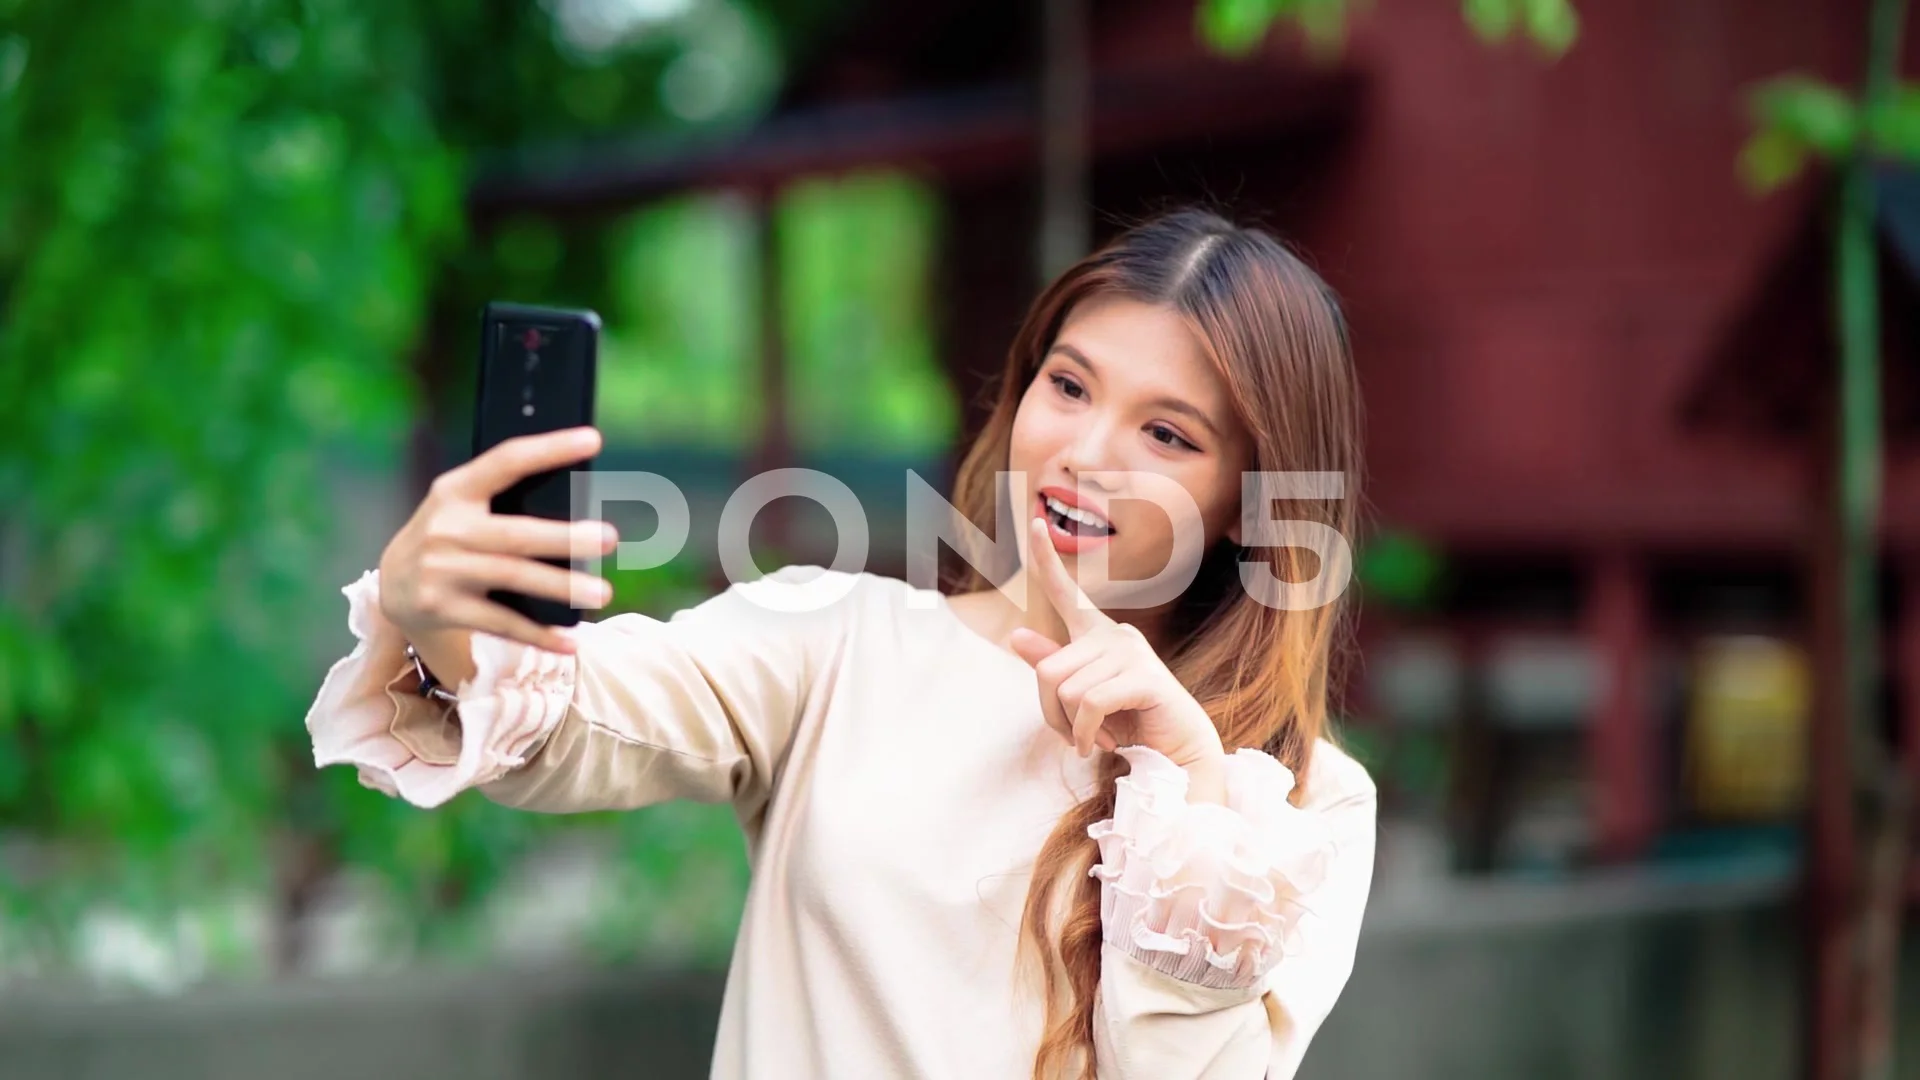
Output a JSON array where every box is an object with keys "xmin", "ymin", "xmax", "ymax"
[
  {"xmin": 1739, "ymin": 75, "xmax": 1920, "ymax": 191},
  {"xmin": 1198, "ymin": 0, "xmax": 1578, "ymax": 58},
  {"xmin": 600, "ymin": 196, "xmax": 766, "ymax": 450},
  {"xmin": 592, "ymin": 175, "xmax": 954, "ymax": 456},
  {"xmin": 0, "ymin": 0, "xmax": 464, "ymax": 957},
  {"xmin": 780, "ymin": 171, "xmax": 953, "ymax": 456},
  {"xmin": 0, "ymin": 0, "xmax": 898, "ymax": 974},
  {"xmin": 1357, "ymin": 530, "xmax": 1445, "ymax": 612}
]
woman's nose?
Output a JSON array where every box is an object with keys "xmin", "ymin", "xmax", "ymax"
[{"xmin": 1061, "ymin": 421, "xmax": 1123, "ymax": 486}]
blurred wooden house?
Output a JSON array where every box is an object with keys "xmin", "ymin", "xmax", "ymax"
[{"xmin": 460, "ymin": 0, "xmax": 1920, "ymax": 886}]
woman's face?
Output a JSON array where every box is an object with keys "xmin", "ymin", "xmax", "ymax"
[{"xmin": 1008, "ymin": 294, "xmax": 1254, "ymax": 608}]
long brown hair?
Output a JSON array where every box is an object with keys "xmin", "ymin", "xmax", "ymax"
[{"xmin": 944, "ymin": 209, "xmax": 1362, "ymax": 1080}]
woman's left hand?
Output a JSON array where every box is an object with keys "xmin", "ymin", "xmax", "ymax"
[{"xmin": 1009, "ymin": 517, "xmax": 1227, "ymax": 770}]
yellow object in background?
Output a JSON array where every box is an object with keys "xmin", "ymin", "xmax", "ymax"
[{"xmin": 1686, "ymin": 636, "xmax": 1811, "ymax": 821}]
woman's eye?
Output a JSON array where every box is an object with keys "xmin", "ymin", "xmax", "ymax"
[
  {"xmin": 1149, "ymin": 424, "xmax": 1197, "ymax": 451},
  {"xmin": 1049, "ymin": 373, "xmax": 1086, "ymax": 400}
]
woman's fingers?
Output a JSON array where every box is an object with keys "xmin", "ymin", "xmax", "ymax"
[
  {"xmin": 467, "ymin": 514, "xmax": 618, "ymax": 560},
  {"xmin": 1008, "ymin": 627, "xmax": 1062, "ymax": 667},
  {"xmin": 380, "ymin": 428, "xmax": 608, "ymax": 639},
  {"xmin": 1010, "ymin": 628, "xmax": 1074, "ymax": 741},
  {"xmin": 1056, "ymin": 655, "xmax": 1122, "ymax": 742},
  {"xmin": 1026, "ymin": 516, "xmax": 1109, "ymax": 639},
  {"xmin": 1014, "ymin": 628, "xmax": 1120, "ymax": 748},
  {"xmin": 431, "ymin": 549, "xmax": 612, "ymax": 610},
  {"xmin": 1073, "ymin": 678, "xmax": 1145, "ymax": 758},
  {"xmin": 438, "ymin": 427, "xmax": 602, "ymax": 502},
  {"xmin": 436, "ymin": 593, "xmax": 579, "ymax": 655}
]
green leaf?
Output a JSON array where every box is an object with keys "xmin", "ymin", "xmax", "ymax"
[
  {"xmin": 1521, "ymin": 0, "xmax": 1579, "ymax": 57},
  {"xmin": 1463, "ymin": 0, "xmax": 1519, "ymax": 42},
  {"xmin": 1864, "ymin": 85, "xmax": 1920, "ymax": 161},
  {"xmin": 1198, "ymin": 0, "xmax": 1288, "ymax": 56},
  {"xmin": 1197, "ymin": 0, "xmax": 1368, "ymax": 57},
  {"xmin": 1297, "ymin": 0, "xmax": 1355, "ymax": 56},
  {"xmin": 1750, "ymin": 75, "xmax": 1859, "ymax": 159},
  {"xmin": 1739, "ymin": 127, "xmax": 1811, "ymax": 191},
  {"xmin": 1358, "ymin": 531, "xmax": 1445, "ymax": 609}
]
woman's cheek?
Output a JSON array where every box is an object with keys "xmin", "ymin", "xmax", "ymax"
[
  {"xmin": 1007, "ymin": 398, "xmax": 1057, "ymax": 467},
  {"xmin": 1129, "ymin": 472, "xmax": 1225, "ymax": 576},
  {"xmin": 1115, "ymin": 507, "xmax": 1175, "ymax": 580}
]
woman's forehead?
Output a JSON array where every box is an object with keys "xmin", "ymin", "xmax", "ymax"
[{"xmin": 1054, "ymin": 297, "xmax": 1235, "ymax": 416}]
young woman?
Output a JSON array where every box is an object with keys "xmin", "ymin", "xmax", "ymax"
[{"xmin": 306, "ymin": 209, "xmax": 1375, "ymax": 1080}]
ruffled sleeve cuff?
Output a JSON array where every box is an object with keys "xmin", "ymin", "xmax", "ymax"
[
  {"xmin": 303, "ymin": 569, "xmax": 578, "ymax": 809},
  {"xmin": 1088, "ymin": 745, "xmax": 1337, "ymax": 990}
]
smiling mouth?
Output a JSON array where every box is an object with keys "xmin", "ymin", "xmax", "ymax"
[{"xmin": 1041, "ymin": 494, "xmax": 1115, "ymax": 538}]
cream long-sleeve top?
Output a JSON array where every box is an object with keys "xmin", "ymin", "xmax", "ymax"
[{"xmin": 305, "ymin": 564, "xmax": 1377, "ymax": 1080}]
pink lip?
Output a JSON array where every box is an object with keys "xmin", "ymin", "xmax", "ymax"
[{"xmin": 1034, "ymin": 489, "xmax": 1114, "ymax": 555}]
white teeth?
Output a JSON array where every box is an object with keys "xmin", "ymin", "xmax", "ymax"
[{"xmin": 1044, "ymin": 495, "xmax": 1111, "ymax": 531}]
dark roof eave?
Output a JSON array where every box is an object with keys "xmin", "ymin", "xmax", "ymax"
[
  {"xmin": 1679, "ymin": 164, "xmax": 1920, "ymax": 442},
  {"xmin": 465, "ymin": 62, "xmax": 1364, "ymax": 220}
]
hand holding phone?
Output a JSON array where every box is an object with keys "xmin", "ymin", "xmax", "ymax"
[
  {"xmin": 377, "ymin": 427, "xmax": 618, "ymax": 655},
  {"xmin": 373, "ymin": 302, "xmax": 612, "ymax": 656}
]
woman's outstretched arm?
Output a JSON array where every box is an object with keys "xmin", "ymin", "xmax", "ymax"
[{"xmin": 305, "ymin": 564, "xmax": 855, "ymax": 826}]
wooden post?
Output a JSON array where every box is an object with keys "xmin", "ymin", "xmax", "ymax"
[
  {"xmin": 1446, "ymin": 623, "xmax": 1497, "ymax": 874},
  {"xmin": 1854, "ymin": 558, "xmax": 1913, "ymax": 1080},
  {"xmin": 1903, "ymin": 560, "xmax": 1920, "ymax": 825},
  {"xmin": 407, "ymin": 294, "xmax": 459, "ymax": 500},
  {"xmin": 1587, "ymin": 550, "xmax": 1656, "ymax": 863},
  {"xmin": 748, "ymin": 191, "xmax": 793, "ymax": 566},
  {"xmin": 1037, "ymin": 0, "xmax": 1089, "ymax": 284},
  {"xmin": 1806, "ymin": 432, "xmax": 1857, "ymax": 1080},
  {"xmin": 1808, "ymin": 2, "xmax": 1908, "ymax": 1075}
]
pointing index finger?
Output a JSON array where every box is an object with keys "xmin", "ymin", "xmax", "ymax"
[{"xmin": 1027, "ymin": 515, "xmax": 1108, "ymax": 638}]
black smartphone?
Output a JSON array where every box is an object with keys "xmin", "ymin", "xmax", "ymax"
[{"xmin": 471, "ymin": 301, "xmax": 601, "ymax": 627}]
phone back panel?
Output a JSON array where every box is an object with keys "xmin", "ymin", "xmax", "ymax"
[{"xmin": 472, "ymin": 302, "xmax": 600, "ymax": 627}]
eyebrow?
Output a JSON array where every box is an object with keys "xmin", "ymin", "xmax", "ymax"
[{"xmin": 1046, "ymin": 342, "xmax": 1223, "ymax": 440}]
